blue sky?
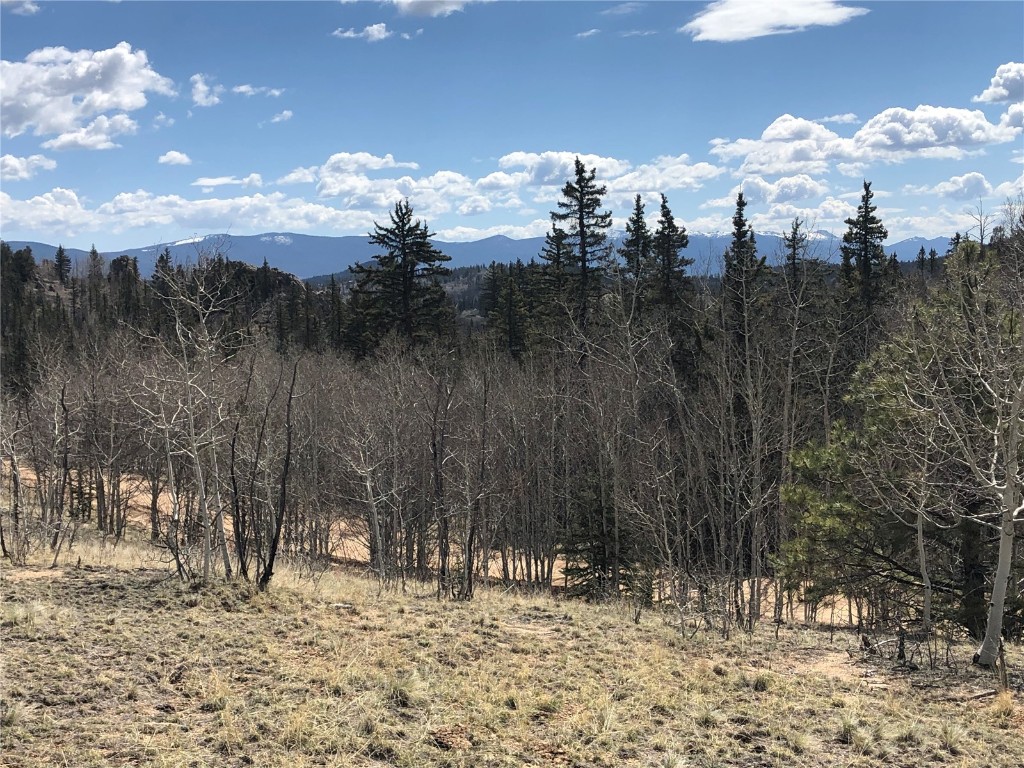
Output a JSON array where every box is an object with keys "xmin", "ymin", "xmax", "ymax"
[{"xmin": 1, "ymin": 0, "xmax": 1022, "ymax": 251}]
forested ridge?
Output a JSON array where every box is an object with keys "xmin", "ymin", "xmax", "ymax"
[{"xmin": 2, "ymin": 160, "xmax": 1021, "ymax": 667}]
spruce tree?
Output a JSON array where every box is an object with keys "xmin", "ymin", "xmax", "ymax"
[
  {"xmin": 619, "ymin": 194, "xmax": 653, "ymax": 285},
  {"xmin": 54, "ymin": 244, "xmax": 71, "ymax": 286},
  {"xmin": 722, "ymin": 192, "xmax": 764, "ymax": 348},
  {"xmin": 536, "ymin": 225, "xmax": 573, "ymax": 331},
  {"xmin": 551, "ymin": 158, "xmax": 613, "ymax": 333},
  {"xmin": 840, "ymin": 181, "xmax": 889, "ymax": 313},
  {"xmin": 783, "ymin": 218, "xmax": 808, "ymax": 292},
  {"xmin": 648, "ymin": 193, "xmax": 692, "ymax": 313},
  {"xmin": 350, "ymin": 199, "xmax": 452, "ymax": 348}
]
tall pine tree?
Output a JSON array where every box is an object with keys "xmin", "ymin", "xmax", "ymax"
[
  {"xmin": 349, "ymin": 199, "xmax": 452, "ymax": 349},
  {"xmin": 551, "ymin": 158, "xmax": 613, "ymax": 333}
]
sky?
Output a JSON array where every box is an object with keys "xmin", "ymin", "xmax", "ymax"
[{"xmin": 1, "ymin": 0, "xmax": 1022, "ymax": 252}]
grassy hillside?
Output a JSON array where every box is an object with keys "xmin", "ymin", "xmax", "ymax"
[{"xmin": 1, "ymin": 541, "xmax": 1021, "ymax": 768}]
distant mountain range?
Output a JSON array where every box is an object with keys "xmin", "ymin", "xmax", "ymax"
[{"xmin": 5, "ymin": 231, "xmax": 955, "ymax": 281}]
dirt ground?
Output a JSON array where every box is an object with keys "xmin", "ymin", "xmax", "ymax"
[{"xmin": 2, "ymin": 547, "xmax": 1022, "ymax": 768}]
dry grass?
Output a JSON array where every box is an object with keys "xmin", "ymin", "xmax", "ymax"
[{"xmin": 2, "ymin": 538, "xmax": 1023, "ymax": 767}]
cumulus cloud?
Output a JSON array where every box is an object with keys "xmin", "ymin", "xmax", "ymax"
[
  {"xmin": 158, "ymin": 151, "xmax": 192, "ymax": 166},
  {"xmin": 972, "ymin": 62, "xmax": 1024, "ymax": 104},
  {"xmin": 276, "ymin": 166, "xmax": 319, "ymax": 185},
  {"xmin": 0, "ymin": 186, "xmax": 382, "ymax": 240},
  {"xmin": 0, "ymin": 187, "xmax": 97, "ymax": 237},
  {"xmin": 993, "ymin": 173, "xmax": 1024, "ymax": 199},
  {"xmin": 41, "ymin": 114, "xmax": 137, "ymax": 151},
  {"xmin": 906, "ymin": 172, "xmax": 1024, "ymax": 203},
  {"xmin": 606, "ymin": 154, "xmax": 725, "ymax": 199},
  {"xmin": 498, "ymin": 151, "xmax": 632, "ymax": 185},
  {"xmin": 904, "ymin": 172, "xmax": 993, "ymax": 201},
  {"xmin": 856, "ymin": 105, "xmax": 1018, "ymax": 154},
  {"xmin": 190, "ymin": 74, "xmax": 224, "ymax": 107},
  {"xmin": 1, "ymin": 42, "xmax": 174, "ymax": 141},
  {"xmin": 317, "ymin": 152, "xmax": 419, "ymax": 191},
  {"xmin": 333, "ymin": 23, "xmax": 394, "ymax": 42},
  {"xmin": 457, "ymin": 195, "xmax": 492, "ymax": 215},
  {"xmin": 703, "ymin": 174, "xmax": 829, "ymax": 208},
  {"xmin": 711, "ymin": 106, "xmax": 1022, "ymax": 176},
  {"xmin": 1000, "ymin": 102, "xmax": 1024, "ymax": 129},
  {"xmin": 270, "ymin": 110, "xmax": 293, "ymax": 123},
  {"xmin": 0, "ymin": 153, "xmax": 56, "ymax": 181},
  {"xmin": 681, "ymin": 0, "xmax": 868, "ymax": 43}
]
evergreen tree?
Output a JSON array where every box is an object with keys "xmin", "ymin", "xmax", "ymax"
[
  {"xmin": 536, "ymin": 225, "xmax": 573, "ymax": 331},
  {"xmin": 54, "ymin": 244, "xmax": 71, "ymax": 286},
  {"xmin": 551, "ymin": 158, "xmax": 613, "ymax": 333},
  {"xmin": 840, "ymin": 181, "xmax": 889, "ymax": 313},
  {"xmin": 487, "ymin": 259, "xmax": 531, "ymax": 358},
  {"xmin": 647, "ymin": 193, "xmax": 692, "ymax": 311},
  {"xmin": 916, "ymin": 245, "xmax": 927, "ymax": 276},
  {"xmin": 722, "ymin": 192, "xmax": 765, "ymax": 347},
  {"xmin": 782, "ymin": 218, "xmax": 808, "ymax": 295},
  {"xmin": 928, "ymin": 247, "xmax": 939, "ymax": 276},
  {"xmin": 619, "ymin": 194, "xmax": 653, "ymax": 286},
  {"xmin": 328, "ymin": 276, "xmax": 345, "ymax": 353},
  {"xmin": 349, "ymin": 199, "xmax": 452, "ymax": 348}
]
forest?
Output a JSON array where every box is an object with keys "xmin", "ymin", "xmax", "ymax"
[{"xmin": 1, "ymin": 158, "xmax": 1021, "ymax": 669}]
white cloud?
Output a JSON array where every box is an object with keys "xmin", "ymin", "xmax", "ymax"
[
  {"xmin": 276, "ymin": 166, "xmax": 319, "ymax": 185},
  {"xmin": 153, "ymin": 111, "xmax": 174, "ymax": 129},
  {"xmin": 390, "ymin": 0, "xmax": 474, "ymax": 17},
  {"xmin": 318, "ymin": 152, "xmax": 419, "ymax": 188},
  {"xmin": 972, "ymin": 62, "xmax": 1024, "ymax": 104},
  {"xmin": 190, "ymin": 74, "xmax": 224, "ymax": 107},
  {"xmin": 332, "ymin": 23, "xmax": 394, "ymax": 42},
  {"xmin": 855, "ymin": 105, "xmax": 1019, "ymax": 155},
  {"xmin": 158, "ymin": 150, "xmax": 192, "ymax": 166},
  {"xmin": 270, "ymin": 110, "xmax": 293, "ymax": 123},
  {"xmin": 457, "ymin": 195, "xmax": 492, "ymax": 215},
  {"xmin": 401, "ymin": 29, "xmax": 424, "ymax": 40},
  {"xmin": 1, "ymin": 0, "xmax": 40, "ymax": 16},
  {"xmin": 711, "ymin": 106, "xmax": 1022, "ymax": 176},
  {"xmin": 498, "ymin": 151, "xmax": 632, "ymax": 185},
  {"xmin": 41, "ymin": 114, "xmax": 137, "ymax": 151},
  {"xmin": 621, "ymin": 30, "xmax": 657, "ymax": 38},
  {"xmin": 191, "ymin": 173, "xmax": 263, "ymax": 190},
  {"xmin": 818, "ymin": 112, "xmax": 858, "ymax": 125},
  {"xmin": 904, "ymin": 172, "xmax": 993, "ymax": 201},
  {"xmin": 233, "ymin": 84, "xmax": 284, "ymax": 97},
  {"xmin": 435, "ymin": 219, "xmax": 551, "ymax": 242},
  {"xmin": 911, "ymin": 172, "xmax": 1024, "ymax": 203},
  {"xmin": 993, "ymin": 173, "xmax": 1024, "ymax": 199},
  {"xmin": 681, "ymin": 0, "xmax": 868, "ymax": 43},
  {"xmin": 475, "ymin": 170, "xmax": 530, "ymax": 191},
  {"xmin": 576, "ymin": 29, "xmax": 601, "ymax": 39},
  {"xmin": 703, "ymin": 174, "xmax": 829, "ymax": 208},
  {"xmin": 1, "ymin": 42, "xmax": 174, "ymax": 140},
  {"xmin": 606, "ymin": 154, "xmax": 725, "ymax": 199},
  {"xmin": 1000, "ymin": 102, "xmax": 1024, "ymax": 129},
  {"xmin": 0, "ymin": 153, "xmax": 56, "ymax": 181},
  {"xmin": 0, "ymin": 187, "xmax": 97, "ymax": 237},
  {"xmin": 601, "ymin": 2, "xmax": 644, "ymax": 16}
]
